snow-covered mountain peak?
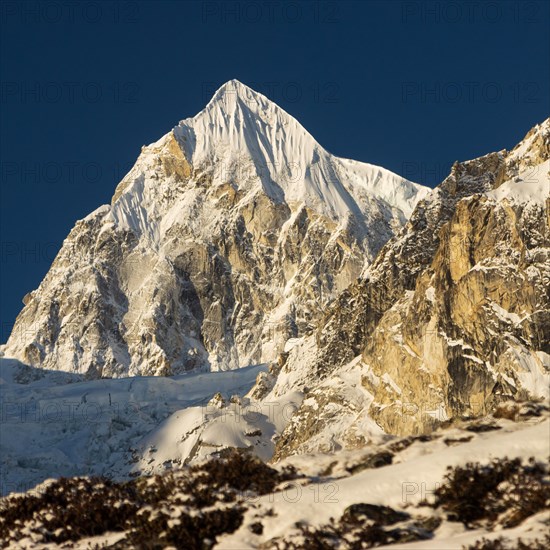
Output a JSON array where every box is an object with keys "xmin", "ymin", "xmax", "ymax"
[
  {"xmin": 201, "ymin": 78, "xmax": 277, "ymax": 115},
  {"xmin": 3, "ymin": 82, "xmax": 430, "ymax": 376},
  {"xmin": 167, "ymin": 79, "xmax": 428, "ymax": 222},
  {"xmin": 110, "ymin": 80, "xmax": 428, "ymax": 230},
  {"xmin": 504, "ymin": 116, "xmax": 550, "ymax": 181},
  {"xmin": 173, "ymin": 79, "xmax": 333, "ymax": 212},
  {"xmin": 197, "ymin": 79, "xmax": 306, "ymax": 130}
]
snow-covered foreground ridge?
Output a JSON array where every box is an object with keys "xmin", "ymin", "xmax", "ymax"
[
  {"xmin": 1, "ymin": 370, "xmax": 549, "ymax": 549},
  {"xmin": 2, "ymin": 79, "xmax": 428, "ymax": 377},
  {"xmin": 221, "ymin": 411, "xmax": 550, "ymax": 549}
]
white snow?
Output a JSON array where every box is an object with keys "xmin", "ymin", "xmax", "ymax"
[
  {"xmin": 503, "ymin": 345, "xmax": 550, "ymax": 399},
  {"xmin": 425, "ymin": 286, "xmax": 435, "ymax": 303},
  {"xmin": 81, "ymin": 204, "xmax": 111, "ymax": 223},
  {"xmin": 487, "ymin": 158, "xmax": 549, "ymax": 205},
  {"xmin": 0, "ymin": 358, "xmax": 270, "ymax": 495},
  {"xmin": 490, "ymin": 302, "xmax": 523, "ymax": 325}
]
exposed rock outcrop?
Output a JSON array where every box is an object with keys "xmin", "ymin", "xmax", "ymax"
[{"xmin": 271, "ymin": 118, "xmax": 549, "ymax": 459}]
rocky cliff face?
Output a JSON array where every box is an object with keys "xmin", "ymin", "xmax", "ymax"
[
  {"xmin": 270, "ymin": 119, "xmax": 549, "ymax": 459},
  {"xmin": 2, "ymin": 80, "xmax": 427, "ymax": 377},
  {"xmin": 2, "ymin": 82, "xmax": 547, "ymax": 470}
]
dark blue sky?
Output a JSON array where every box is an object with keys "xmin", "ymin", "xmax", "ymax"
[{"xmin": 1, "ymin": 0, "xmax": 549, "ymax": 342}]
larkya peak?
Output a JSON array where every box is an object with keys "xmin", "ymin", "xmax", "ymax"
[{"xmin": 3, "ymin": 78, "xmax": 429, "ymax": 378}]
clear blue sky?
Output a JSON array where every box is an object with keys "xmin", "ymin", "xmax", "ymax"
[{"xmin": 1, "ymin": 0, "xmax": 549, "ymax": 341}]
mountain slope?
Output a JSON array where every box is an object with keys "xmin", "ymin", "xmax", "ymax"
[
  {"xmin": 2, "ymin": 80, "xmax": 428, "ymax": 377},
  {"xmin": 260, "ymin": 118, "xmax": 550, "ymax": 458}
]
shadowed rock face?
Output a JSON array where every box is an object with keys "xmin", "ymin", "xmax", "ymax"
[
  {"xmin": 272, "ymin": 119, "xmax": 549, "ymax": 459},
  {"xmin": 2, "ymin": 81, "xmax": 426, "ymax": 377}
]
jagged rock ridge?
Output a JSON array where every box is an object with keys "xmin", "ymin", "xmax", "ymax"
[{"xmin": 263, "ymin": 118, "xmax": 550, "ymax": 459}]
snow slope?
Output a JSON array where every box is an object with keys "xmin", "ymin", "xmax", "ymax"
[
  {"xmin": 487, "ymin": 158, "xmax": 549, "ymax": 204},
  {"xmin": 219, "ymin": 415, "xmax": 550, "ymax": 549},
  {"xmin": 0, "ymin": 358, "xmax": 278, "ymax": 496}
]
